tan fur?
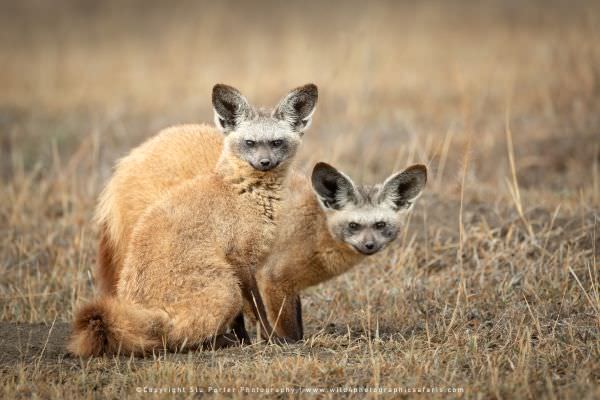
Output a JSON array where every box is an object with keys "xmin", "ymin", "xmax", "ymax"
[
  {"xmin": 68, "ymin": 297, "xmax": 171, "ymax": 356},
  {"xmin": 97, "ymin": 222, "xmax": 118, "ymax": 295},
  {"xmin": 94, "ymin": 124, "xmax": 223, "ymax": 295},
  {"xmin": 72, "ymin": 125, "xmax": 295, "ymax": 356},
  {"xmin": 116, "ymin": 165, "xmax": 285, "ymax": 349},
  {"xmin": 91, "ymin": 125, "xmax": 367, "ymax": 343}
]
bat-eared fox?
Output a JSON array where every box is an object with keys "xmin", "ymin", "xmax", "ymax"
[{"xmin": 69, "ymin": 83, "xmax": 318, "ymax": 356}]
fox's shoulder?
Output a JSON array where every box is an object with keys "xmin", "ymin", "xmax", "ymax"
[
  {"xmin": 289, "ymin": 170, "xmax": 310, "ymax": 192},
  {"xmin": 285, "ymin": 169, "xmax": 318, "ymax": 210},
  {"xmin": 159, "ymin": 173, "xmax": 234, "ymax": 212},
  {"xmin": 123, "ymin": 123, "xmax": 223, "ymax": 163},
  {"xmin": 135, "ymin": 174, "xmax": 221, "ymax": 223}
]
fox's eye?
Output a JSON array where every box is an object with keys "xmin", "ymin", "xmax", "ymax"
[
  {"xmin": 270, "ymin": 140, "xmax": 283, "ymax": 148},
  {"xmin": 245, "ymin": 140, "xmax": 256, "ymax": 147},
  {"xmin": 375, "ymin": 221, "xmax": 387, "ymax": 229},
  {"xmin": 348, "ymin": 222, "xmax": 360, "ymax": 230}
]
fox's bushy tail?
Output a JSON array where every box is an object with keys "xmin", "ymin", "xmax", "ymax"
[{"xmin": 68, "ymin": 297, "xmax": 171, "ymax": 356}]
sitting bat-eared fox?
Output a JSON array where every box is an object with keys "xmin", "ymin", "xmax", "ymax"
[{"xmin": 69, "ymin": 83, "xmax": 318, "ymax": 356}]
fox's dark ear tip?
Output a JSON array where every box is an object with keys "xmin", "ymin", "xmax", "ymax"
[
  {"xmin": 312, "ymin": 162, "xmax": 334, "ymax": 173},
  {"xmin": 212, "ymin": 84, "xmax": 225, "ymax": 100},
  {"xmin": 311, "ymin": 162, "xmax": 337, "ymax": 181},
  {"xmin": 408, "ymin": 164, "xmax": 427, "ymax": 174},
  {"xmin": 407, "ymin": 164, "xmax": 428, "ymax": 183},
  {"xmin": 300, "ymin": 83, "xmax": 318, "ymax": 96},
  {"xmin": 212, "ymin": 83, "xmax": 237, "ymax": 94}
]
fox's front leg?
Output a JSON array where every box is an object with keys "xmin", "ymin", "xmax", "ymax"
[
  {"xmin": 230, "ymin": 312, "xmax": 250, "ymax": 344},
  {"xmin": 255, "ymin": 269, "xmax": 303, "ymax": 341},
  {"xmin": 203, "ymin": 313, "xmax": 250, "ymax": 350},
  {"xmin": 265, "ymin": 286, "xmax": 303, "ymax": 342},
  {"xmin": 242, "ymin": 275, "xmax": 298, "ymax": 344},
  {"xmin": 294, "ymin": 295, "xmax": 303, "ymax": 339}
]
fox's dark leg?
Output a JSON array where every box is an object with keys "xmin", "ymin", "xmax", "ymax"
[
  {"xmin": 230, "ymin": 312, "xmax": 250, "ymax": 344},
  {"xmin": 242, "ymin": 275, "xmax": 297, "ymax": 344},
  {"xmin": 266, "ymin": 288, "xmax": 303, "ymax": 342},
  {"xmin": 202, "ymin": 314, "xmax": 250, "ymax": 350},
  {"xmin": 203, "ymin": 333, "xmax": 241, "ymax": 350},
  {"xmin": 294, "ymin": 295, "xmax": 303, "ymax": 339}
]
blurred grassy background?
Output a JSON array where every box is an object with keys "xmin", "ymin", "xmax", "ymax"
[
  {"xmin": 2, "ymin": 0, "xmax": 599, "ymax": 185},
  {"xmin": 0, "ymin": 0, "xmax": 599, "ymax": 398}
]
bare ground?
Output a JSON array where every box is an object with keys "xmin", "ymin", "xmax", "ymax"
[
  {"xmin": 0, "ymin": 322, "xmax": 69, "ymax": 366},
  {"xmin": 1, "ymin": 0, "xmax": 600, "ymax": 398}
]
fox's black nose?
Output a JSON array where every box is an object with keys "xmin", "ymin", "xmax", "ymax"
[
  {"xmin": 365, "ymin": 242, "xmax": 375, "ymax": 250},
  {"xmin": 260, "ymin": 159, "xmax": 271, "ymax": 167}
]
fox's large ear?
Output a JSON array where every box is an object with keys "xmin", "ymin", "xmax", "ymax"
[
  {"xmin": 311, "ymin": 162, "xmax": 356, "ymax": 210},
  {"xmin": 212, "ymin": 84, "xmax": 253, "ymax": 133},
  {"xmin": 273, "ymin": 83, "xmax": 318, "ymax": 134},
  {"xmin": 380, "ymin": 164, "xmax": 427, "ymax": 211}
]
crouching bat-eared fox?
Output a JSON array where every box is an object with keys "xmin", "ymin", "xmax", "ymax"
[
  {"xmin": 69, "ymin": 83, "xmax": 318, "ymax": 356},
  {"xmin": 257, "ymin": 161, "xmax": 427, "ymax": 340},
  {"xmin": 69, "ymin": 83, "xmax": 427, "ymax": 357}
]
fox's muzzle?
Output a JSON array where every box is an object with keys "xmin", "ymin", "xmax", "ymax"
[
  {"xmin": 250, "ymin": 159, "xmax": 280, "ymax": 171},
  {"xmin": 248, "ymin": 145, "xmax": 280, "ymax": 171},
  {"xmin": 353, "ymin": 242, "xmax": 381, "ymax": 255}
]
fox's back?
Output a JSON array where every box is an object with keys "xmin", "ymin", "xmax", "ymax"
[{"xmin": 95, "ymin": 124, "xmax": 223, "ymax": 292}]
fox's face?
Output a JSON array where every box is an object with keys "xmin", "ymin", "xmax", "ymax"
[
  {"xmin": 212, "ymin": 84, "xmax": 318, "ymax": 172},
  {"xmin": 312, "ymin": 162, "xmax": 427, "ymax": 255}
]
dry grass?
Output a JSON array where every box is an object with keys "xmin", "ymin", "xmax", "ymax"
[{"xmin": 1, "ymin": 0, "xmax": 599, "ymax": 398}]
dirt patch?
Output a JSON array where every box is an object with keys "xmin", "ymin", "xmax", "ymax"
[{"xmin": 0, "ymin": 322, "xmax": 71, "ymax": 366}]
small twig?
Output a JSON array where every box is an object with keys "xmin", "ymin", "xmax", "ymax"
[{"xmin": 33, "ymin": 316, "xmax": 57, "ymax": 375}]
